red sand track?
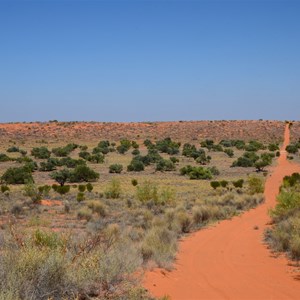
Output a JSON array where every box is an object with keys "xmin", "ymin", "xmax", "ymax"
[{"xmin": 144, "ymin": 124, "xmax": 300, "ymax": 299}]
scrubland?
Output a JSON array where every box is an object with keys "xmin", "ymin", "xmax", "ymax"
[{"xmin": 0, "ymin": 121, "xmax": 287, "ymax": 299}]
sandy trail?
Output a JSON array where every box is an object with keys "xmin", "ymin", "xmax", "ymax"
[{"xmin": 144, "ymin": 124, "xmax": 300, "ymax": 300}]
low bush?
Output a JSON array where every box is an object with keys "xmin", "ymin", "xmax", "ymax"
[
  {"xmin": 127, "ymin": 159, "xmax": 145, "ymax": 172},
  {"xmin": 31, "ymin": 146, "xmax": 51, "ymax": 159},
  {"xmin": 180, "ymin": 165, "xmax": 213, "ymax": 180},
  {"xmin": 136, "ymin": 181, "xmax": 158, "ymax": 204},
  {"xmin": 1, "ymin": 185, "xmax": 10, "ymax": 193},
  {"xmin": 78, "ymin": 184, "xmax": 86, "ymax": 192},
  {"xmin": 52, "ymin": 143, "xmax": 77, "ymax": 157},
  {"xmin": 105, "ymin": 178, "xmax": 121, "ymax": 199},
  {"xmin": 52, "ymin": 184, "xmax": 70, "ymax": 195},
  {"xmin": 86, "ymin": 182, "xmax": 93, "ymax": 192},
  {"xmin": 248, "ymin": 176, "xmax": 264, "ymax": 195},
  {"xmin": 87, "ymin": 200, "xmax": 106, "ymax": 217},
  {"xmin": 76, "ymin": 192, "xmax": 85, "ymax": 202},
  {"xmin": 0, "ymin": 153, "xmax": 11, "ymax": 162},
  {"xmin": 131, "ymin": 179, "xmax": 138, "ymax": 186},
  {"xmin": 224, "ymin": 148, "xmax": 234, "ymax": 157},
  {"xmin": 141, "ymin": 226, "xmax": 177, "ymax": 267},
  {"xmin": 156, "ymin": 159, "xmax": 175, "ymax": 172},
  {"xmin": 210, "ymin": 181, "xmax": 220, "ymax": 189},
  {"xmin": 109, "ymin": 164, "xmax": 123, "ymax": 174},
  {"xmin": 1, "ymin": 166, "xmax": 34, "ymax": 184},
  {"xmin": 233, "ymin": 179, "xmax": 244, "ymax": 188}
]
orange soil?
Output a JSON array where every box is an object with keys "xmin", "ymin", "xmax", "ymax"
[
  {"xmin": 144, "ymin": 124, "xmax": 300, "ymax": 299},
  {"xmin": 0, "ymin": 120, "xmax": 286, "ymax": 143},
  {"xmin": 40, "ymin": 199, "xmax": 63, "ymax": 207}
]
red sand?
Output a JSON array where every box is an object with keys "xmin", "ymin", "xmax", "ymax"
[
  {"xmin": 40, "ymin": 199, "xmax": 63, "ymax": 207},
  {"xmin": 144, "ymin": 124, "xmax": 300, "ymax": 299}
]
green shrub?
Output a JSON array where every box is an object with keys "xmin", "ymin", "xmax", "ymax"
[
  {"xmin": 131, "ymin": 141, "xmax": 139, "ymax": 149},
  {"xmin": 233, "ymin": 179, "xmax": 244, "ymax": 188},
  {"xmin": 78, "ymin": 184, "xmax": 86, "ymax": 192},
  {"xmin": 170, "ymin": 156, "xmax": 179, "ymax": 164},
  {"xmin": 38, "ymin": 185, "xmax": 51, "ymax": 196},
  {"xmin": 156, "ymin": 159, "xmax": 175, "ymax": 172},
  {"xmin": 79, "ymin": 151, "xmax": 104, "ymax": 163},
  {"xmin": 52, "ymin": 143, "xmax": 77, "ymax": 157},
  {"xmin": 116, "ymin": 139, "xmax": 132, "ymax": 154},
  {"xmin": 59, "ymin": 157, "xmax": 86, "ymax": 168},
  {"xmin": 50, "ymin": 168, "xmax": 71, "ymax": 186},
  {"xmin": 127, "ymin": 159, "xmax": 145, "ymax": 172},
  {"xmin": 248, "ymin": 176, "xmax": 264, "ymax": 195},
  {"xmin": 255, "ymin": 159, "xmax": 269, "ymax": 172},
  {"xmin": 132, "ymin": 149, "xmax": 140, "ymax": 156},
  {"xmin": 1, "ymin": 166, "xmax": 34, "ymax": 184},
  {"xmin": 31, "ymin": 146, "xmax": 51, "ymax": 159},
  {"xmin": 159, "ymin": 187, "xmax": 175, "ymax": 205},
  {"xmin": 86, "ymin": 183, "xmax": 93, "ymax": 192},
  {"xmin": 69, "ymin": 165, "xmax": 99, "ymax": 183},
  {"xmin": 0, "ymin": 153, "xmax": 11, "ymax": 162},
  {"xmin": 220, "ymin": 180, "xmax": 229, "ymax": 188},
  {"xmin": 224, "ymin": 148, "xmax": 234, "ymax": 158},
  {"xmin": 109, "ymin": 164, "xmax": 123, "ymax": 174},
  {"xmin": 286, "ymin": 144, "xmax": 298, "ymax": 154},
  {"xmin": 131, "ymin": 179, "xmax": 138, "ymax": 186},
  {"xmin": 1, "ymin": 185, "xmax": 10, "ymax": 193},
  {"xmin": 77, "ymin": 192, "xmax": 85, "ymax": 202},
  {"xmin": 39, "ymin": 159, "xmax": 57, "ymax": 171},
  {"xmin": 33, "ymin": 229, "xmax": 65, "ymax": 249},
  {"xmin": 271, "ymin": 191, "xmax": 300, "ymax": 220},
  {"xmin": 105, "ymin": 178, "xmax": 121, "ymax": 199},
  {"xmin": 7, "ymin": 146, "xmax": 19, "ymax": 153},
  {"xmin": 156, "ymin": 137, "xmax": 180, "ymax": 155},
  {"xmin": 231, "ymin": 152, "xmax": 259, "ymax": 167},
  {"xmin": 55, "ymin": 185, "xmax": 71, "ymax": 195},
  {"xmin": 210, "ymin": 181, "xmax": 220, "ymax": 189},
  {"xmin": 268, "ymin": 143, "xmax": 279, "ymax": 151},
  {"xmin": 180, "ymin": 165, "xmax": 213, "ymax": 180},
  {"xmin": 23, "ymin": 182, "xmax": 42, "ymax": 204},
  {"xmin": 200, "ymin": 139, "xmax": 214, "ymax": 149},
  {"xmin": 136, "ymin": 181, "xmax": 158, "ymax": 204}
]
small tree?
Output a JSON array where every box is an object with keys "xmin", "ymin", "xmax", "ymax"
[
  {"xmin": 69, "ymin": 165, "xmax": 99, "ymax": 183},
  {"xmin": 210, "ymin": 181, "xmax": 220, "ymax": 190},
  {"xmin": 50, "ymin": 169, "xmax": 71, "ymax": 186},
  {"xmin": 255, "ymin": 160, "xmax": 269, "ymax": 172}
]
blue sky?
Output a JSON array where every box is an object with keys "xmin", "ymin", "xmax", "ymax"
[{"xmin": 0, "ymin": 0, "xmax": 299, "ymax": 122}]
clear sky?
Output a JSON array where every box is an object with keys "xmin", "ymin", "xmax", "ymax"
[{"xmin": 0, "ymin": 0, "xmax": 299, "ymax": 122}]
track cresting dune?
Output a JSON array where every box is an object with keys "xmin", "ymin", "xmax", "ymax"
[{"xmin": 144, "ymin": 124, "xmax": 300, "ymax": 300}]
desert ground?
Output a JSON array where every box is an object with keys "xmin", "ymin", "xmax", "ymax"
[{"xmin": 0, "ymin": 120, "xmax": 299, "ymax": 299}]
